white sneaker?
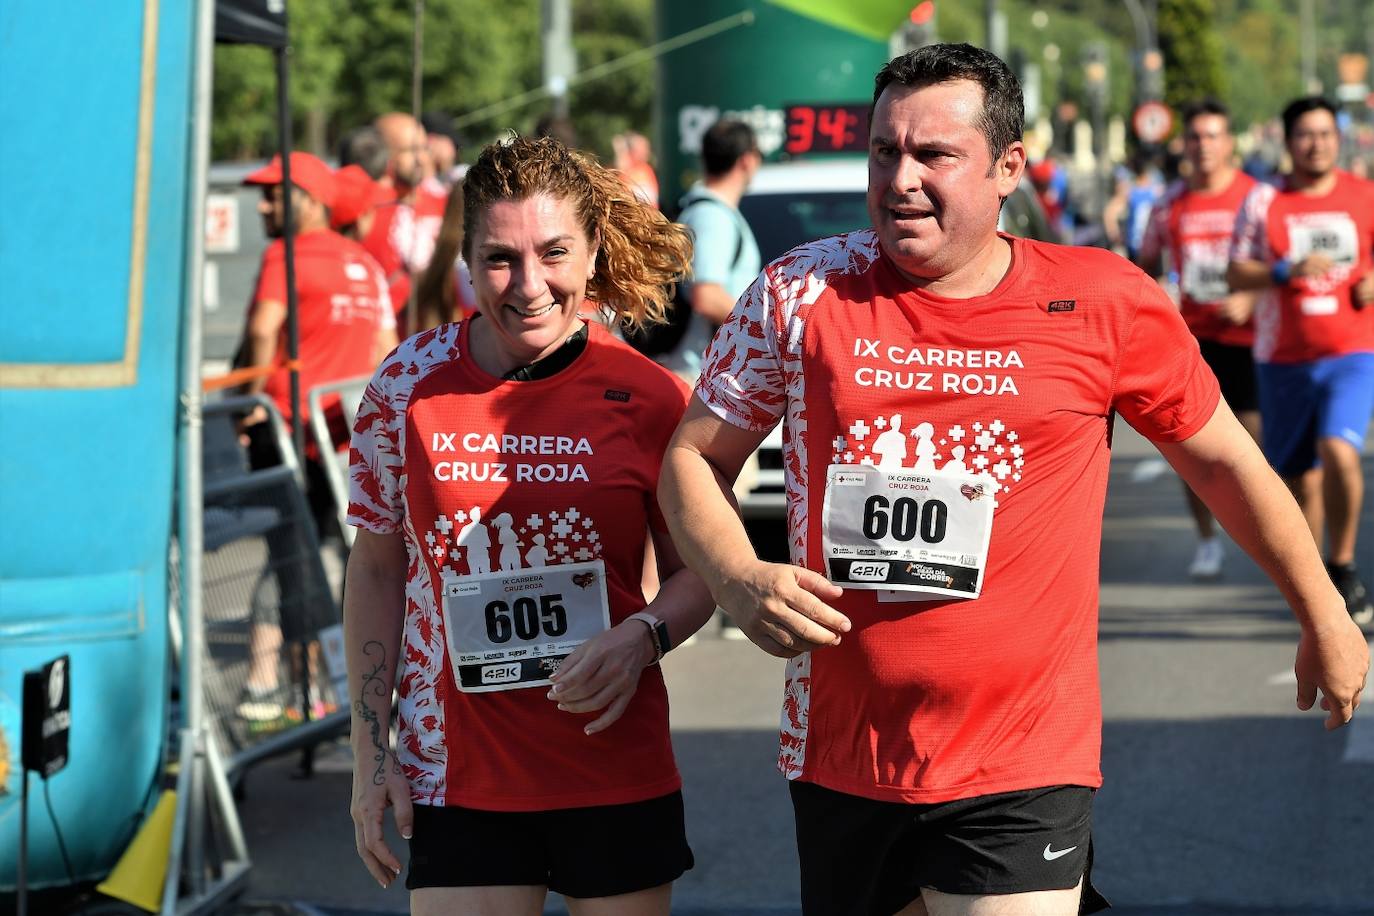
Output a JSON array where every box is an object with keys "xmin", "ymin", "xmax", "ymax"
[{"xmin": 1188, "ymin": 539, "xmax": 1224, "ymax": 580}]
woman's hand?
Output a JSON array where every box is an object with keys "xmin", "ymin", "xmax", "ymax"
[
  {"xmin": 350, "ymin": 748, "xmax": 414, "ymax": 889},
  {"xmin": 547, "ymin": 621, "xmax": 656, "ymax": 734}
]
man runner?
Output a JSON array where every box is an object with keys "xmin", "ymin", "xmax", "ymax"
[
  {"xmin": 1227, "ymin": 96, "xmax": 1374, "ymax": 626},
  {"xmin": 659, "ymin": 45, "xmax": 1368, "ymax": 915},
  {"xmin": 1137, "ymin": 99, "xmax": 1259, "ymax": 579}
]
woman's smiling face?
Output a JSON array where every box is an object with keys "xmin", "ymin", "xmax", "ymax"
[{"xmin": 469, "ymin": 192, "xmax": 597, "ymax": 372}]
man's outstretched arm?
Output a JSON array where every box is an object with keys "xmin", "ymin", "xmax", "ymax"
[
  {"xmin": 659, "ymin": 396, "xmax": 850, "ymax": 658},
  {"xmin": 1156, "ymin": 400, "xmax": 1369, "ymax": 729}
]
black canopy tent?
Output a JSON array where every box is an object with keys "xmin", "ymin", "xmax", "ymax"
[{"xmin": 215, "ymin": 0, "xmax": 307, "ymax": 464}]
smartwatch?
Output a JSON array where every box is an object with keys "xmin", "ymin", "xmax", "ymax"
[{"xmin": 626, "ymin": 611, "xmax": 672, "ymax": 664}]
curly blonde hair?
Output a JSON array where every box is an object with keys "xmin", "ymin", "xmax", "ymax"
[{"xmin": 461, "ymin": 135, "xmax": 692, "ymax": 331}]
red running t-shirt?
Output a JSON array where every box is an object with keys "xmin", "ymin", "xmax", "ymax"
[
  {"xmin": 362, "ymin": 182, "xmax": 448, "ymax": 331},
  {"xmin": 347, "ymin": 320, "xmax": 690, "ymax": 810},
  {"xmin": 250, "ymin": 229, "xmax": 394, "ymax": 434},
  {"xmin": 1141, "ymin": 172, "xmax": 1256, "ymax": 347},
  {"xmin": 1230, "ymin": 170, "xmax": 1374, "ymax": 363},
  {"xmin": 696, "ymin": 232, "xmax": 1220, "ymax": 804}
]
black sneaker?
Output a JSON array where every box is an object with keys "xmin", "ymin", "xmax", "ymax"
[{"xmin": 1327, "ymin": 562, "xmax": 1374, "ymax": 627}]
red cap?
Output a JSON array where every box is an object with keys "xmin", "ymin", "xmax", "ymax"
[
  {"xmin": 244, "ymin": 152, "xmax": 337, "ymax": 208},
  {"xmin": 330, "ymin": 164, "xmax": 394, "ymax": 230},
  {"xmin": 1028, "ymin": 159, "xmax": 1057, "ymax": 185}
]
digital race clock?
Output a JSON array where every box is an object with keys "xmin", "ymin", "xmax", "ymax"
[{"xmin": 783, "ymin": 104, "xmax": 871, "ymax": 155}]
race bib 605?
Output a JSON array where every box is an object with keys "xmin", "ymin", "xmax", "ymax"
[{"xmin": 443, "ymin": 560, "xmax": 610, "ymax": 692}]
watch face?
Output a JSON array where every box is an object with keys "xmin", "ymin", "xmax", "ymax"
[{"xmin": 654, "ymin": 619, "xmax": 672, "ymax": 655}]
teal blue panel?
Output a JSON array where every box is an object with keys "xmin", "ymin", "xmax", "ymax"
[
  {"xmin": 0, "ymin": 5, "xmax": 145, "ymax": 363},
  {"xmin": 0, "ymin": 0, "xmax": 197, "ymax": 888}
]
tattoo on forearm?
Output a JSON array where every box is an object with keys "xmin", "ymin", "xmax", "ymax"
[{"xmin": 355, "ymin": 640, "xmax": 398, "ymax": 785}]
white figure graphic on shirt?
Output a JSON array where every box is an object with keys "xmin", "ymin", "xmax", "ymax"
[
  {"xmin": 912, "ymin": 422, "xmax": 937, "ymax": 470},
  {"xmin": 491, "ymin": 512, "xmax": 521, "ymax": 571},
  {"xmin": 942, "ymin": 445, "xmax": 968, "ymax": 473},
  {"xmin": 457, "ymin": 506, "xmax": 491, "ymax": 574},
  {"xmin": 872, "ymin": 414, "xmax": 908, "ymax": 468},
  {"xmin": 525, "ymin": 534, "xmax": 549, "ymax": 568}
]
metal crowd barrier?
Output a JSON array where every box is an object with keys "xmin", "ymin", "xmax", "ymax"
[
  {"xmin": 198, "ymin": 394, "xmax": 348, "ymax": 775},
  {"xmin": 306, "ymin": 375, "xmax": 372, "ymax": 549}
]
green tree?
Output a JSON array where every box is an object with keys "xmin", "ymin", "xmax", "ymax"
[
  {"xmin": 1158, "ymin": 0, "xmax": 1226, "ymax": 115},
  {"xmin": 209, "ymin": 0, "xmax": 656, "ymax": 163}
]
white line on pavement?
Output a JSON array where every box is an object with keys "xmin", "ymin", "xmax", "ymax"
[
  {"xmin": 1130, "ymin": 458, "xmax": 1169, "ymax": 484},
  {"xmin": 1344, "ymin": 649, "xmax": 1374, "ymax": 763},
  {"xmin": 1267, "ymin": 669, "xmax": 1297, "ymax": 686}
]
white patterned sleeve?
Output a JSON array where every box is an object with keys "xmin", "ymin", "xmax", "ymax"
[
  {"xmin": 693, "ymin": 270, "xmax": 787, "ymax": 433},
  {"xmin": 1229, "ymin": 184, "xmax": 1274, "ymax": 263},
  {"xmin": 346, "ymin": 359, "xmax": 404, "ymax": 533}
]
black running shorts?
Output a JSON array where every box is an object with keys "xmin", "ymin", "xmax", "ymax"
[
  {"xmin": 1198, "ymin": 338, "xmax": 1258, "ymax": 415},
  {"xmin": 405, "ymin": 791, "xmax": 693, "ymax": 899},
  {"xmin": 790, "ymin": 781, "xmax": 1109, "ymax": 915}
]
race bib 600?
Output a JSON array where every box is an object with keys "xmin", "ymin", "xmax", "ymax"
[{"xmin": 821, "ymin": 465, "xmax": 995, "ymax": 598}]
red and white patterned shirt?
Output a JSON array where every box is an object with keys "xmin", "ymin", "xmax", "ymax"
[
  {"xmin": 697, "ymin": 231, "xmax": 1219, "ymax": 803},
  {"xmin": 1140, "ymin": 172, "xmax": 1256, "ymax": 347},
  {"xmin": 362, "ymin": 182, "xmax": 448, "ymax": 333},
  {"xmin": 347, "ymin": 319, "xmax": 690, "ymax": 810},
  {"xmin": 1229, "ymin": 170, "xmax": 1374, "ymax": 363}
]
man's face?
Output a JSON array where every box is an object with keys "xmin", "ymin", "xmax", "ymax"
[
  {"xmin": 388, "ymin": 120, "xmax": 433, "ymax": 187},
  {"xmin": 1286, "ymin": 109, "xmax": 1341, "ymax": 181},
  {"xmin": 1287, "ymin": 109, "xmax": 1340, "ymax": 180},
  {"xmin": 256, "ymin": 184, "xmax": 319, "ymax": 238},
  {"xmin": 257, "ymin": 184, "xmax": 286, "ymax": 238},
  {"xmin": 867, "ymin": 79, "xmax": 1023, "ymax": 283},
  {"xmin": 1183, "ymin": 113, "xmax": 1234, "ymax": 179},
  {"xmin": 740, "ymin": 148, "xmax": 762, "ymax": 189},
  {"xmin": 427, "ymin": 134, "xmax": 456, "ymax": 175}
]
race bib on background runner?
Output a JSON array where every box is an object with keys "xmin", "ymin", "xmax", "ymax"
[
  {"xmin": 1181, "ymin": 256, "xmax": 1230, "ymax": 305},
  {"xmin": 1289, "ymin": 218, "xmax": 1358, "ymax": 269},
  {"xmin": 444, "ymin": 560, "xmax": 610, "ymax": 692},
  {"xmin": 821, "ymin": 465, "xmax": 995, "ymax": 599}
]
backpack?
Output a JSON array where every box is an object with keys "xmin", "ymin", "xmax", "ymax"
[{"xmin": 624, "ymin": 194, "xmax": 746, "ymax": 359}]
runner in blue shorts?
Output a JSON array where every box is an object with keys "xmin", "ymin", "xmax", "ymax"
[{"xmin": 1228, "ymin": 96, "xmax": 1374, "ymax": 626}]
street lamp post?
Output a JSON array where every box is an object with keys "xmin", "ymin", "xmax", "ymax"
[{"xmin": 1122, "ymin": 0, "xmax": 1162, "ymax": 104}]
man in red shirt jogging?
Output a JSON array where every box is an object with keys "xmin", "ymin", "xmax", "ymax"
[
  {"xmin": 660, "ymin": 45, "xmax": 1368, "ymax": 915},
  {"xmin": 236, "ymin": 152, "xmax": 398, "ymax": 718},
  {"xmin": 1137, "ymin": 99, "xmax": 1259, "ymax": 580},
  {"xmin": 1228, "ymin": 96, "xmax": 1374, "ymax": 627}
]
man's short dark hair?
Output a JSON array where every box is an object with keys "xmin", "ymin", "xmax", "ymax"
[
  {"xmin": 700, "ymin": 119, "xmax": 758, "ymax": 179},
  {"xmin": 337, "ymin": 125, "xmax": 389, "ymax": 180},
  {"xmin": 1281, "ymin": 96, "xmax": 1338, "ymax": 140},
  {"xmin": 1181, "ymin": 98, "xmax": 1230, "ymax": 132},
  {"xmin": 421, "ymin": 111, "xmax": 461, "ymax": 146},
  {"xmin": 872, "ymin": 43, "xmax": 1024, "ymax": 164}
]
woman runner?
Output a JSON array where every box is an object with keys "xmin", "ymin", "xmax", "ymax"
[{"xmin": 344, "ymin": 135, "xmax": 715, "ymax": 914}]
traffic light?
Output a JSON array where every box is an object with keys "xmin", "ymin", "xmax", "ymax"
[
  {"xmin": 893, "ymin": 2, "xmax": 937, "ymax": 54},
  {"xmin": 1082, "ymin": 41, "xmax": 1109, "ymax": 105}
]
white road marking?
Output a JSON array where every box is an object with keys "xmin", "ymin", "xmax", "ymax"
[
  {"xmin": 1344, "ymin": 657, "xmax": 1374, "ymax": 763},
  {"xmin": 1267, "ymin": 670, "xmax": 1296, "ymax": 686},
  {"xmin": 1130, "ymin": 458, "xmax": 1169, "ymax": 484}
]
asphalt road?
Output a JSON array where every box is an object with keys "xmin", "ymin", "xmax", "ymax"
[{"xmin": 228, "ymin": 421, "xmax": 1374, "ymax": 916}]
